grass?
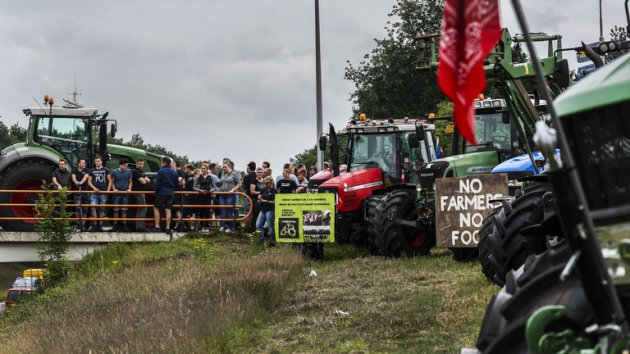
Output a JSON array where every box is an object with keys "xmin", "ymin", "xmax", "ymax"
[{"xmin": 0, "ymin": 234, "xmax": 498, "ymax": 353}]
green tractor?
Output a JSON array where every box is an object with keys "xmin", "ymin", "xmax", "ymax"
[
  {"xmin": 0, "ymin": 96, "xmax": 163, "ymax": 231},
  {"xmin": 369, "ymin": 28, "xmax": 571, "ymax": 260},
  {"xmin": 468, "ymin": 3, "xmax": 630, "ymax": 352}
]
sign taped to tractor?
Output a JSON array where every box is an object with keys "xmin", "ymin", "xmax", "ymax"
[
  {"xmin": 435, "ymin": 174, "xmax": 508, "ymax": 247},
  {"xmin": 274, "ymin": 194, "xmax": 335, "ymax": 243}
]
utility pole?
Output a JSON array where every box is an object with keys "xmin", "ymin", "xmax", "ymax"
[{"xmin": 315, "ymin": 0, "xmax": 324, "ymax": 171}]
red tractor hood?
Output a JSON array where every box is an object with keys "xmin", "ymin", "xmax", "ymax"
[{"xmin": 318, "ymin": 167, "xmax": 384, "ymax": 213}]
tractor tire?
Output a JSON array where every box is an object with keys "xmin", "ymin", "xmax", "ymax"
[
  {"xmin": 478, "ymin": 205, "xmax": 507, "ymax": 284},
  {"xmin": 476, "ymin": 244, "xmax": 597, "ymax": 354},
  {"xmin": 365, "ymin": 195, "xmax": 386, "ymax": 255},
  {"xmin": 485, "ymin": 183, "xmax": 553, "ymax": 286},
  {"xmin": 449, "ymin": 247, "xmax": 479, "ymax": 262},
  {"xmin": 374, "ymin": 189, "xmax": 435, "ymax": 257},
  {"xmin": 0, "ymin": 159, "xmax": 56, "ymax": 231}
]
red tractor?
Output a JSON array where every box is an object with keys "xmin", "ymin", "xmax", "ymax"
[{"xmin": 312, "ymin": 117, "xmax": 437, "ymax": 255}]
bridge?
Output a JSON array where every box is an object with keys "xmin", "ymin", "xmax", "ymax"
[{"xmin": 0, "ymin": 229, "xmax": 185, "ymax": 262}]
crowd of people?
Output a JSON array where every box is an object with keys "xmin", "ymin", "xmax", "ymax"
[{"xmin": 52, "ymin": 156, "xmax": 322, "ymax": 239}]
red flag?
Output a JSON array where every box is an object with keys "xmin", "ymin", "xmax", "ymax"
[{"xmin": 438, "ymin": 0, "xmax": 502, "ymax": 145}]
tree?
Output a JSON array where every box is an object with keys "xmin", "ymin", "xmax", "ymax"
[
  {"xmin": 290, "ymin": 145, "xmax": 318, "ymax": 170},
  {"xmin": 345, "ymin": 0, "xmax": 445, "ymax": 120}
]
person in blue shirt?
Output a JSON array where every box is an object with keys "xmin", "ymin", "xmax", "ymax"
[
  {"xmin": 153, "ymin": 156, "xmax": 178, "ymax": 234},
  {"xmin": 111, "ymin": 158, "xmax": 133, "ymax": 232}
]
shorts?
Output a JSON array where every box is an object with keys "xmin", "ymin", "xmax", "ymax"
[
  {"xmin": 112, "ymin": 194, "xmax": 129, "ymax": 211},
  {"xmin": 154, "ymin": 194, "xmax": 174, "ymax": 210},
  {"xmin": 90, "ymin": 193, "xmax": 108, "ymax": 212}
]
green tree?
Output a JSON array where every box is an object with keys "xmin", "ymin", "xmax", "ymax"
[
  {"xmin": 290, "ymin": 146, "xmax": 318, "ymax": 170},
  {"xmin": 433, "ymin": 100, "xmax": 453, "ymax": 157},
  {"xmin": 344, "ymin": 0, "xmax": 445, "ymax": 120},
  {"xmin": 0, "ymin": 121, "xmax": 11, "ymax": 150}
]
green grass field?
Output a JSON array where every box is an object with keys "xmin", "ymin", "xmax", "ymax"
[{"xmin": 0, "ymin": 232, "xmax": 498, "ymax": 353}]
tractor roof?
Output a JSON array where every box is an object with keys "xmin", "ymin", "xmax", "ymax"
[
  {"xmin": 555, "ymin": 53, "xmax": 630, "ymax": 117},
  {"xmin": 346, "ymin": 118, "xmax": 434, "ymax": 133},
  {"xmin": 25, "ymin": 105, "xmax": 99, "ymax": 117}
]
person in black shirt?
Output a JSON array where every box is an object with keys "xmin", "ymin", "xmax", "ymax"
[
  {"xmin": 256, "ymin": 176, "xmax": 277, "ymax": 246},
  {"xmin": 276, "ymin": 169, "xmax": 298, "ymax": 194},
  {"xmin": 70, "ymin": 158, "xmax": 90, "ymax": 231},
  {"xmin": 194, "ymin": 164, "xmax": 216, "ymax": 232},
  {"xmin": 242, "ymin": 161, "xmax": 257, "ymax": 232},
  {"xmin": 131, "ymin": 158, "xmax": 151, "ymax": 232},
  {"xmin": 52, "ymin": 158, "xmax": 71, "ymax": 190}
]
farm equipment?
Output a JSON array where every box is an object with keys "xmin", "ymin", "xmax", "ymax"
[
  {"xmin": 469, "ymin": 1, "xmax": 630, "ymax": 350},
  {"xmin": 0, "ymin": 95, "xmax": 163, "ymax": 231},
  {"xmin": 314, "ymin": 117, "xmax": 438, "ymax": 255},
  {"xmin": 365, "ymin": 28, "xmax": 570, "ymax": 260}
]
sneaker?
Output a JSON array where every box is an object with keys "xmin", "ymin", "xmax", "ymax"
[
  {"xmin": 75, "ymin": 227, "xmax": 82, "ymax": 232},
  {"xmin": 219, "ymin": 227, "xmax": 225, "ymax": 232},
  {"xmin": 89, "ymin": 226, "xmax": 98, "ymax": 232},
  {"xmin": 202, "ymin": 227, "xmax": 209, "ymax": 232},
  {"xmin": 110, "ymin": 225, "xmax": 118, "ymax": 232},
  {"xmin": 225, "ymin": 229, "xmax": 232, "ymax": 233},
  {"xmin": 150, "ymin": 227, "xmax": 161, "ymax": 233},
  {"xmin": 97, "ymin": 226, "xmax": 105, "ymax": 232},
  {"xmin": 121, "ymin": 226, "xmax": 131, "ymax": 232},
  {"xmin": 137, "ymin": 228, "xmax": 148, "ymax": 233},
  {"xmin": 268, "ymin": 242, "xmax": 276, "ymax": 247},
  {"xmin": 165, "ymin": 229, "xmax": 172, "ymax": 236}
]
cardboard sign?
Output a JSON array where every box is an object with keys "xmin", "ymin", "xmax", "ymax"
[
  {"xmin": 435, "ymin": 174, "xmax": 508, "ymax": 248},
  {"xmin": 274, "ymin": 194, "xmax": 336, "ymax": 243}
]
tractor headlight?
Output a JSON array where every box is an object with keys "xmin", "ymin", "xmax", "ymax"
[{"xmin": 416, "ymin": 182, "xmax": 422, "ymax": 192}]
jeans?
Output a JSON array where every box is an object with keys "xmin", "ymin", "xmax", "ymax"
[
  {"xmin": 219, "ymin": 194, "xmax": 236, "ymax": 230},
  {"xmin": 90, "ymin": 193, "xmax": 108, "ymax": 213},
  {"xmin": 112, "ymin": 194, "xmax": 129, "ymax": 211},
  {"xmin": 74, "ymin": 193, "xmax": 91, "ymax": 219},
  {"xmin": 256, "ymin": 210, "xmax": 275, "ymax": 244},
  {"xmin": 133, "ymin": 193, "xmax": 147, "ymax": 230}
]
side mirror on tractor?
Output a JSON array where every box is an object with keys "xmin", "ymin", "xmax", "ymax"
[
  {"xmin": 408, "ymin": 133, "xmax": 420, "ymax": 148},
  {"xmin": 110, "ymin": 123, "xmax": 117, "ymax": 138},
  {"xmin": 414, "ymin": 121, "xmax": 426, "ymax": 141},
  {"xmin": 501, "ymin": 109, "xmax": 510, "ymax": 124},
  {"xmin": 555, "ymin": 58, "xmax": 571, "ymax": 88},
  {"xmin": 318, "ymin": 135, "xmax": 327, "ymax": 151}
]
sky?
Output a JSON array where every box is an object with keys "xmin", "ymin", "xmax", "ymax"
[{"xmin": 0, "ymin": 0, "xmax": 627, "ymax": 173}]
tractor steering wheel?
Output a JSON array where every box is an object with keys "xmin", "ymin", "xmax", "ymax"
[
  {"xmin": 375, "ymin": 151, "xmax": 392, "ymax": 162},
  {"xmin": 491, "ymin": 134, "xmax": 509, "ymax": 143}
]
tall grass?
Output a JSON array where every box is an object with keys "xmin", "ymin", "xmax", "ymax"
[
  {"xmin": 0, "ymin": 236, "xmax": 497, "ymax": 353},
  {"xmin": 0, "ymin": 234, "xmax": 304, "ymax": 353}
]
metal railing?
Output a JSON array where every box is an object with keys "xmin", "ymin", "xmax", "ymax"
[{"xmin": 0, "ymin": 189, "xmax": 253, "ymax": 227}]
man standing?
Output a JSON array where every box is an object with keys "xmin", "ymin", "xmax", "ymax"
[
  {"xmin": 153, "ymin": 156, "xmax": 178, "ymax": 234},
  {"xmin": 111, "ymin": 158, "xmax": 133, "ymax": 232},
  {"xmin": 87, "ymin": 155, "xmax": 111, "ymax": 232},
  {"xmin": 242, "ymin": 161, "xmax": 257, "ymax": 232},
  {"xmin": 131, "ymin": 158, "xmax": 151, "ymax": 232},
  {"xmin": 70, "ymin": 158, "xmax": 90, "ymax": 231},
  {"xmin": 172, "ymin": 160, "xmax": 187, "ymax": 231},
  {"xmin": 52, "ymin": 158, "xmax": 71, "ymax": 190}
]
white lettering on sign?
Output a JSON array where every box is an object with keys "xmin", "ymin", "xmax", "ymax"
[{"xmin": 436, "ymin": 174, "xmax": 507, "ymax": 248}]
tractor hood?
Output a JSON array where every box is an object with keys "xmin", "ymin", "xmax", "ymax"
[
  {"xmin": 306, "ymin": 165, "xmax": 348, "ymax": 192},
  {"xmin": 429, "ymin": 151, "xmax": 501, "ymax": 177},
  {"xmin": 317, "ymin": 167, "xmax": 384, "ymax": 213}
]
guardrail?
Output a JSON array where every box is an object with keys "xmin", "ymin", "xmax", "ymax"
[{"xmin": 0, "ymin": 189, "xmax": 253, "ymax": 226}]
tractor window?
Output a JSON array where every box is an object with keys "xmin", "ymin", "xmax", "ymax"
[
  {"xmin": 349, "ymin": 133, "xmax": 395, "ymax": 172},
  {"xmin": 464, "ymin": 112, "xmax": 512, "ymax": 153},
  {"xmin": 401, "ymin": 132, "xmax": 430, "ymax": 168},
  {"xmin": 35, "ymin": 116, "xmax": 88, "ymax": 167}
]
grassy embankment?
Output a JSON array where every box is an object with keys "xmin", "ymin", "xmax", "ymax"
[{"xmin": 0, "ymin": 232, "xmax": 497, "ymax": 353}]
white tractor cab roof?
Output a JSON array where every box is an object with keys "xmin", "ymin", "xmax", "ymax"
[
  {"xmin": 473, "ymin": 96, "xmax": 548, "ymax": 109},
  {"xmin": 11, "ymin": 277, "xmax": 40, "ymax": 289},
  {"xmin": 345, "ymin": 117, "xmax": 435, "ymax": 134},
  {"xmin": 24, "ymin": 98, "xmax": 98, "ymax": 117}
]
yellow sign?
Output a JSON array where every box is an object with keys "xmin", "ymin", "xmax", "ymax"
[
  {"xmin": 446, "ymin": 124, "xmax": 454, "ymax": 133},
  {"xmin": 274, "ymin": 194, "xmax": 336, "ymax": 243}
]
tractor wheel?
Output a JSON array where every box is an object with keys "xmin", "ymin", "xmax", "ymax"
[
  {"xmin": 375, "ymin": 189, "xmax": 435, "ymax": 257},
  {"xmin": 485, "ymin": 183, "xmax": 552, "ymax": 286},
  {"xmin": 476, "ymin": 244, "xmax": 597, "ymax": 354},
  {"xmin": 365, "ymin": 194, "xmax": 386, "ymax": 255},
  {"xmin": 449, "ymin": 247, "xmax": 479, "ymax": 262},
  {"xmin": 478, "ymin": 204, "xmax": 508, "ymax": 285},
  {"xmin": 0, "ymin": 159, "xmax": 56, "ymax": 231}
]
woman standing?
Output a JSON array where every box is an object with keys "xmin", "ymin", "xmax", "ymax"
[
  {"xmin": 193, "ymin": 164, "xmax": 215, "ymax": 232},
  {"xmin": 219, "ymin": 162, "xmax": 241, "ymax": 232},
  {"xmin": 256, "ymin": 176, "xmax": 277, "ymax": 246},
  {"xmin": 276, "ymin": 169, "xmax": 298, "ymax": 194}
]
